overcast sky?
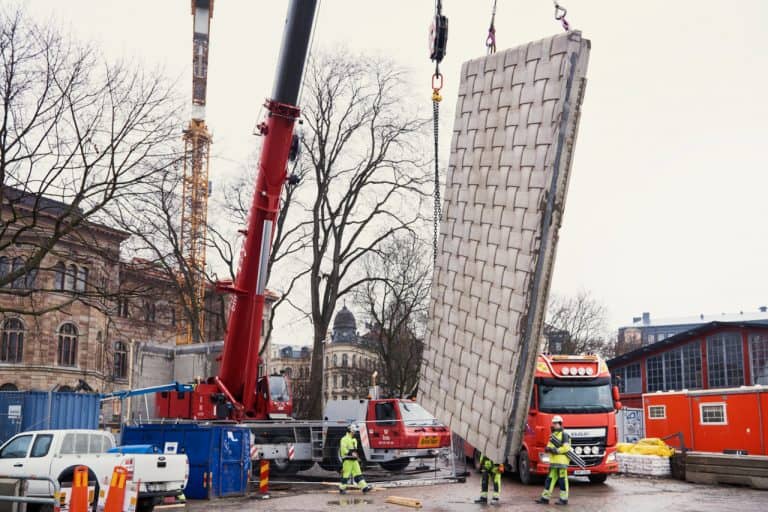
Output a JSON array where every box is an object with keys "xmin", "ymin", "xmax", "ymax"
[{"xmin": 19, "ymin": 0, "xmax": 768, "ymax": 341}]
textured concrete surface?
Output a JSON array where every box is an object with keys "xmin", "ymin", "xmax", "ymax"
[
  {"xmin": 420, "ymin": 31, "xmax": 591, "ymax": 462},
  {"xmin": 187, "ymin": 474, "xmax": 768, "ymax": 512}
]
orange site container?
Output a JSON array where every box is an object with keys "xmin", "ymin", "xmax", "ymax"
[{"xmin": 643, "ymin": 386, "xmax": 768, "ymax": 455}]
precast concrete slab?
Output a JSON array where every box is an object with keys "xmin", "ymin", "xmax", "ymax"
[{"xmin": 419, "ymin": 31, "xmax": 591, "ymax": 462}]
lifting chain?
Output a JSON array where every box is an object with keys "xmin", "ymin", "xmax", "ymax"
[
  {"xmin": 429, "ymin": 0, "xmax": 448, "ymax": 264},
  {"xmin": 553, "ymin": 0, "xmax": 571, "ymax": 31}
]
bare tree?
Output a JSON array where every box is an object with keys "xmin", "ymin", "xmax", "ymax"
[
  {"xmin": 545, "ymin": 290, "xmax": 612, "ymax": 356},
  {"xmin": 300, "ymin": 51, "xmax": 431, "ymax": 418},
  {"xmin": 356, "ymin": 233, "xmax": 431, "ymax": 398},
  {"xmin": 0, "ymin": 9, "xmax": 180, "ymax": 314}
]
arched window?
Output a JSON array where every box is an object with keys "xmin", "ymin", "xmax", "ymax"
[
  {"xmin": 325, "ymin": 375, "xmax": 329, "ymax": 388},
  {"xmin": 352, "ymin": 354, "xmax": 357, "ymax": 368},
  {"xmin": 113, "ymin": 341, "xmax": 127, "ymax": 379},
  {"xmin": 342, "ymin": 354, "xmax": 348, "ymax": 368},
  {"xmin": 0, "ymin": 383, "xmax": 18, "ymax": 391},
  {"xmin": 333, "ymin": 375, "xmax": 338, "ymax": 388},
  {"xmin": 0, "ymin": 257, "xmax": 8, "ymax": 283},
  {"xmin": 54, "ymin": 262, "xmax": 66, "ymax": 290},
  {"xmin": 77, "ymin": 267, "xmax": 88, "ymax": 292},
  {"xmin": 57, "ymin": 323, "xmax": 78, "ymax": 367},
  {"xmin": 332, "ymin": 354, "xmax": 338, "ymax": 367},
  {"xmin": 325, "ymin": 356, "xmax": 329, "ymax": 368},
  {"xmin": 1, "ymin": 318, "xmax": 24, "ymax": 363},
  {"xmin": 342, "ymin": 374, "xmax": 348, "ymax": 388},
  {"xmin": 66, "ymin": 265, "xmax": 77, "ymax": 291}
]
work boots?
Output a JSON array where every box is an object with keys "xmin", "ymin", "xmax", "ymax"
[
  {"xmin": 555, "ymin": 498, "xmax": 569, "ymax": 506},
  {"xmin": 362, "ymin": 485, "xmax": 372, "ymax": 493},
  {"xmin": 474, "ymin": 496, "xmax": 488, "ymax": 504},
  {"xmin": 534, "ymin": 497, "xmax": 550, "ymax": 505}
]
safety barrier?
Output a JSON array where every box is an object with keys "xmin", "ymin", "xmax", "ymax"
[
  {"xmin": 102, "ymin": 466, "xmax": 129, "ymax": 512},
  {"xmin": 258, "ymin": 459, "xmax": 270, "ymax": 498},
  {"xmin": 0, "ymin": 474, "xmax": 62, "ymax": 511}
]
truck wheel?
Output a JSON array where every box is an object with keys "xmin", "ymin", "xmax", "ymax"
[
  {"xmin": 269, "ymin": 436, "xmax": 301, "ymax": 476},
  {"xmin": 135, "ymin": 498, "xmax": 155, "ymax": 512},
  {"xmin": 379, "ymin": 458, "xmax": 410, "ymax": 472},
  {"xmin": 517, "ymin": 449, "xmax": 533, "ymax": 485},
  {"xmin": 58, "ymin": 467, "xmax": 99, "ymax": 512},
  {"xmin": 588, "ymin": 474, "xmax": 608, "ymax": 484}
]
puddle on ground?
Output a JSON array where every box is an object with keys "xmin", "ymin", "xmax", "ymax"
[{"xmin": 327, "ymin": 498, "xmax": 374, "ymax": 506}]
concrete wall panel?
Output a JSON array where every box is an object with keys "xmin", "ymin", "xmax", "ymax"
[{"xmin": 420, "ymin": 32, "xmax": 590, "ymax": 463}]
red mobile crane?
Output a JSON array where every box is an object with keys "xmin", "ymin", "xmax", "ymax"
[
  {"xmin": 158, "ymin": 0, "xmax": 317, "ymax": 421},
  {"xmin": 152, "ymin": 0, "xmax": 452, "ymax": 475}
]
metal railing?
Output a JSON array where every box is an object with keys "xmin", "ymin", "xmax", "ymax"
[{"xmin": 0, "ymin": 474, "xmax": 61, "ymax": 509}]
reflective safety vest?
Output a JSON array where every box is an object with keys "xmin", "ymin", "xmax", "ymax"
[
  {"xmin": 340, "ymin": 433, "xmax": 358, "ymax": 459},
  {"xmin": 547, "ymin": 430, "xmax": 571, "ymax": 468}
]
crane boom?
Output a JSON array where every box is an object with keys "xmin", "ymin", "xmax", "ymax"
[
  {"xmin": 215, "ymin": 0, "xmax": 319, "ymax": 418},
  {"xmin": 178, "ymin": 0, "xmax": 214, "ymax": 345}
]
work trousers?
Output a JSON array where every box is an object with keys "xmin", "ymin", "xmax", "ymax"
[
  {"xmin": 339, "ymin": 459, "xmax": 368, "ymax": 491},
  {"xmin": 541, "ymin": 467, "xmax": 569, "ymax": 501},
  {"xmin": 480, "ymin": 469, "xmax": 501, "ymax": 499}
]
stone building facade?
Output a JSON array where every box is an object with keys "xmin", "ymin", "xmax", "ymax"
[
  {"xmin": 0, "ymin": 188, "xmax": 266, "ymax": 400},
  {"xmin": 323, "ymin": 306, "xmax": 377, "ymax": 402}
]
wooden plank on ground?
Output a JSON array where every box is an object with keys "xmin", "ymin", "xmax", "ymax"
[{"xmin": 385, "ymin": 496, "xmax": 423, "ymax": 508}]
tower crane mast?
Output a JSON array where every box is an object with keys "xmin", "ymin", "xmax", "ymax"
[{"xmin": 178, "ymin": 0, "xmax": 214, "ymax": 345}]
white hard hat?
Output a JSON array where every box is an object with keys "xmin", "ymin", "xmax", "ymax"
[
  {"xmin": 347, "ymin": 423, "xmax": 359, "ymax": 433},
  {"xmin": 551, "ymin": 415, "xmax": 564, "ymax": 424}
]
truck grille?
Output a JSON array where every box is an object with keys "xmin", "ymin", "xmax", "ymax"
[{"xmin": 568, "ymin": 435, "xmax": 606, "ymax": 468}]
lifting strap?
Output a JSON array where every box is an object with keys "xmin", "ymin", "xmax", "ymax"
[{"xmin": 486, "ymin": 0, "xmax": 497, "ymax": 54}]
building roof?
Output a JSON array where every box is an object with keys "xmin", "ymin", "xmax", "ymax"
[
  {"xmin": 3, "ymin": 186, "xmax": 84, "ymax": 217},
  {"xmin": 620, "ymin": 309, "xmax": 768, "ymax": 329},
  {"xmin": 333, "ymin": 305, "xmax": 357, "ymax": 331},
  {"xmin": 608, "ymin": 321, "xmax": 768, "ymax": 367}
]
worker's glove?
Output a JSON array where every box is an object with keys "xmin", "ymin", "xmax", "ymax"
[
  {"xmin": 498, "ymin": 464, "xmax": 504, "ymax": 474},
  {"xmin": 546, "ymin": 446, "xmax": 557, "ymax": 454}
]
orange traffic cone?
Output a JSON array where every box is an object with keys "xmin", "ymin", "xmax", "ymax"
[
  {"xmin": 104, "ymin": 467, "xmax": 129, "ymax": 512},
  {"xmin": 69, "ymin": 466, "xmax": 90, "ymax": 512}
]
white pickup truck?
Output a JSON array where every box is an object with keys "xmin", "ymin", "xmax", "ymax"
[{"xmin": 0, "ymin": 429, "xmax": 188, "ymax": 512}]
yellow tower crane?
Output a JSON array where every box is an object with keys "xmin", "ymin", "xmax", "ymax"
[{"xmin": 178, "ymin": 0, "xmax": 214, "ymax": 345}]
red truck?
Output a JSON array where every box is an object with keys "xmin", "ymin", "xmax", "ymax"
[{"xmin": 465, "ymin": 354, "xmax": 621, "ymax": 483}]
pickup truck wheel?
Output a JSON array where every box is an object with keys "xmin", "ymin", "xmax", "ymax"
[
  {"xmin": 588, "ymin": 474, "xmax": 608, "ymax": 484},
  {"xmin": 517, "ymin": 449, "xmax": 533, "ymax": 485},
  {"xmin": 379, "ymin": 458, "xmax": 410, "ymax": 472},
  {"xmin": 58, "ymin": 467, "xmax": 99, "ymax": 512}
]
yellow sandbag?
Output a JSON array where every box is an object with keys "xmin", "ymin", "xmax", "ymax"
[
  {"xmin": 616, "ymin": 443, "xmax": 634, "ymax": 453},
  {"xmin": 618, "ymin": 438, "xmax": 674, "ymax": 457}
]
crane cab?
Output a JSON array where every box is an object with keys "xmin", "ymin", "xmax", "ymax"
[{"xmin": 254, "ymin": 374, "xmax": 293, "ymax": 419}]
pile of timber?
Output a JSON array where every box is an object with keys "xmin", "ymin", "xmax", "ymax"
[{"xmin": 684, "ymin": 451, "xmax": 768, "ymax": 490}]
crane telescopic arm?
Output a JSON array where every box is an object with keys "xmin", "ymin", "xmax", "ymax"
[{"xmin": 215, "ymin": 0, "xmax": 318, "ymax": 419}]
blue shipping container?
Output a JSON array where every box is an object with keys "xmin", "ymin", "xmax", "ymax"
[
  {"xmin": 121, "ymin": 424, "xmax": 251, "ymax": 499},
  {"xmin": 0, "ymin": 392, "xmax": 100, "ymax": 444}
]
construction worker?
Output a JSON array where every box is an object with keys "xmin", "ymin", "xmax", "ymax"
[
  {"xmin": 339, "ymin": 424, "xmax": 372, "ymax": 494},
  {"xmin": 535, "ymin": 415, "xmax": 571, "ymax": 506},
  {"xmin": 474, "ymin": 454, "xmax": 503, "ymax": 504}
]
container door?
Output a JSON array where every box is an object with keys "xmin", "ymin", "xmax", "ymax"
[
  {"xmin": 217, "ymin": 428, "xmax": 247, "ymax": 497},
  {"xmin": 0, "ymin": 392, "xmax": 24, "ymax": 444},
  {"xmin": 181, "ymin": 428, "xmax": 212, "ymax": 500}
]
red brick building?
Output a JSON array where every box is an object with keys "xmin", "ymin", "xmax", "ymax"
[{"xmin": 608, "ymin": 321, "xmax": 768, "ymax": 408}]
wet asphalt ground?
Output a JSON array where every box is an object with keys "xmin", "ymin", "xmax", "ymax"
[{"xmin": 187, "ymin": 471, "xmax": 767, "ymax": 511}]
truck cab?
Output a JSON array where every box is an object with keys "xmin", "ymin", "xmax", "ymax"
[
  {"xmin": 322, "ymin": 396, "xmax": 451, "ymax": 472},
  {"xmin": 519, "ymin": 354, "xmax": 621, "ymax": 483}
]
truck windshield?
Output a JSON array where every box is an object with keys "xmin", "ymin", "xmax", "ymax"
[
  {"xmin": 269, "ymin": 376, "xmax": 289, "ymax": 402},
  {"xmin": 398, "ymin": 401, "xmax": 436, "ymax": 426},
  {"xmin": 538, "ymin": 380, "xmax": 614, "ymax": 414}
]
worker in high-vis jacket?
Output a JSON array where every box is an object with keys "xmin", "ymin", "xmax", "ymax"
[
  {"xmin": 339, "ymin": 424, "xmax": 372, "ymax": 494},
  {"xmin": 536, "ymin": 415, "xmax": 571, "ymax": 506},
  {"xmin": 474, "ymin": 453, "xmax": 503, "ymax": 504}
]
